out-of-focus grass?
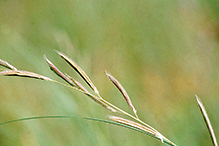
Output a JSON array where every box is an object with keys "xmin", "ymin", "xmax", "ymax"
[{"xmin": 0, "ymin": 0, "xmax": 218, "ymax": 145}]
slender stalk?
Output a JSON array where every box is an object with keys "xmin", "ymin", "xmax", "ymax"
[
  {"xmin": 196, "ymin": 95, "xmax": 218, "ymax": 146},
  {"xmin": 0, "ymin": 115, "xmax": 175, "ymax": 146}
]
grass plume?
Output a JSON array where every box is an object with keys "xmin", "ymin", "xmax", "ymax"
[
  {"xmin": 8, "ymin": 51, "xmax": 219, "ymax": 145},
  {"xmin": 1, "ymin": 52, "xmax": 217, "ymax": 146}
]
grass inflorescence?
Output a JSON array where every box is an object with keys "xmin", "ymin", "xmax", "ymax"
[{"xmin": 0, "ymin": 51, "xmax": 218, "ymax": 146}]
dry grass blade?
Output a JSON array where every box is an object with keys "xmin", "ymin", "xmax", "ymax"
[
  {"xmin": 56, "ymin": 51, "xmax": 99, "ymax": 96},
  {"xmin": 44, "ymin": 55, "xmax": 75, "ymax": 86},
  {"xmin": 105, "ymin": 71, "xmax": 138, "ymax": 118},
  {"xmin": 0, "ymin": 59, "xmax": 17, "ymax": 70},
  {"xmin": 195, "ymin": 95, "xmax": 218, "ymax": 146},
  {"xmin": 0, "ymin": 70, "xmax": 53, "ymax": 81}
]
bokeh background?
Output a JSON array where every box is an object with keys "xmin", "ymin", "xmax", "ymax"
[{"xmin": 0, "ymin": 0, "xmax": 218, "ymax": 145}]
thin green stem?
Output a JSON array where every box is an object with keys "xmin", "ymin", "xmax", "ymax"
[{"xmin": 0, "ymin": 115, "xmax": 176, "ymax": 146}]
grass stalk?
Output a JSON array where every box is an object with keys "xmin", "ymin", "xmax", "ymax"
[
  {"xmin": 0, "ymin": 51, "xmax": 178, "ymax": 146},
  {"xmin": 195, "ymin": 95, "xmax": 218, "ymax": 146}
]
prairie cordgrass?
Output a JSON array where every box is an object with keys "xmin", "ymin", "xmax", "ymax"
[{"xmin": 0, "ymin": 51, "xmax": 218, "ymax": 146}]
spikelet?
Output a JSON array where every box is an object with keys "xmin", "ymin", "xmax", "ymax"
[
  {"xmin": 0, "ymin": 70, "xmax": 53, "ymax": 81},
  {"xmin": 105, "ymin": 71, "xmax": 138, "ymax": 118},
  {"xmin": 0, "ymin": 59, "xmax": 17, "ymax": 70},
  {"xmin": 65, "ymin": 73, "xmax": 89, "ymax": 93},
  {"xmin": 109, "ymin": 116, "xmax": 161, "ymax": 139},
  {"xmin": 44, "ymin": 55, "xmax": 75, "ymax": 86},
  {"xmin": 56, "ymin": 51, "xmax": 100, "ymax": 96}
]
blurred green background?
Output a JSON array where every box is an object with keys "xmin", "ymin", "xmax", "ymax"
[{"xmin": 0, "ymin": 0, "xmax": 218, "ymax": 145}]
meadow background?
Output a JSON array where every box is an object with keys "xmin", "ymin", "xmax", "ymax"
[{"xmin": 0, "ymin": 0, "xmax": 219, "ymax": 145}]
